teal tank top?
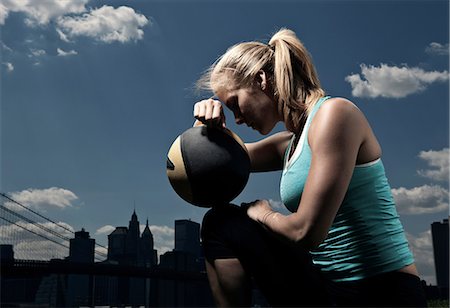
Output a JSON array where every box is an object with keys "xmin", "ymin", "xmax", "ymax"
[{"xmin": 280, "ymin": 96, "xmax": 414, "ymax": 282}]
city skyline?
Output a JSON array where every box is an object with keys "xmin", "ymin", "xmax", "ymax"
[
  {"xmin": 0, "ymin": 204, "xmax": 200, "ymax": 260},
  {"xmin": 1, "ymin": 0, "xmax": 449, "ymax": 287},
  {"xmin": 1, "ymin": 210, "xmax": 213, "ymax": 307},
  {"xmin": 0, "ymin": 193, "xmax": 190, "ymax": 262}
]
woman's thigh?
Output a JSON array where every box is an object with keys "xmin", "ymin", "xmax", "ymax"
[{"xmin": 201, "ymin": 204, "xmax": 331, "ymax": 307}]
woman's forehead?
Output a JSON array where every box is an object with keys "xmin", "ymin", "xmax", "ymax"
[{"xmin": 215, "ymin": 89, "xmax": 232, "ymax": 102}]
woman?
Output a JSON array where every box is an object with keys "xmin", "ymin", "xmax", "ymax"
[{"xmin": 193, "ymin": 28, "xmax": 427, "ymax": 307}]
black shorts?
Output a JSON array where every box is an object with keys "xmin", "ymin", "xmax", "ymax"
[{"xmin": 201, "ymin": 204, "xmax": 427, "ymax": 307}]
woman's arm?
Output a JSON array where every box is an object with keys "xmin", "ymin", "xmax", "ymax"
[
  {"xmin": 245, "ymin": 131, "xmax": 292, "ymax": 172},
  {"xmin": 247, "ymin": 98, "xmax": 368, "ymax": 249}
]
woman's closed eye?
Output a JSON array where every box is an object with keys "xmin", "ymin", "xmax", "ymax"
[{"xmin": 228, "ymin": 98, "xmax": 243, "ymax": 118}]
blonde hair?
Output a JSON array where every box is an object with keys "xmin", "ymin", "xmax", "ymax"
[{"xmin": 197, "ymin": 28, "xmax": 325, "ymax": 134}]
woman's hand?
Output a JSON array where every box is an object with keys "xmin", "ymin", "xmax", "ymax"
[
  {"xmin": 193, "ymin": 98, "xmax": 226, "ymax": 128},
  {"xmin": 242, "ymin": 199, "xmax": 275, "ymax": 224}
]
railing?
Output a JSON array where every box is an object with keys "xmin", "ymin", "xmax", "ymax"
[
  {"xmin": 1, "ymin": 258, "xmax": 207, "ymax": 280},
  {"xmin": 1, "ymin": 258, "xmax": 215, "ymax": 307}
]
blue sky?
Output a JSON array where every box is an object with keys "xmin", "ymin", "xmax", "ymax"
[{"xmin": 1, "ymin": 0, "xmax": 448, "ymax": 284}]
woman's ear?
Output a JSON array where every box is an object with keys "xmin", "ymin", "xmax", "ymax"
[{"xmin": 255, "ymin": 70, "xmax": 267, "ymax": 91}]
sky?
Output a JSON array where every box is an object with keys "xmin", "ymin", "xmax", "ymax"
[{"xmin": 0, "ymin": 0, "xmax": 448, "ymax": 285}]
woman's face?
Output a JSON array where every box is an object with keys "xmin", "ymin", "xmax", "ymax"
[{"xmin": 217, "ymin": 83, "xmax": 281, "ymax": 135}]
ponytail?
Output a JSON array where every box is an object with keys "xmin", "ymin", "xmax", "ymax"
[{"xmin": 269, "ymin": 28, "xmax": 325, "ymax": 133}]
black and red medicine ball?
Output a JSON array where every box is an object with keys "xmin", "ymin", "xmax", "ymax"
[{"xmin": 166, "ymin": 125, "xmax": 250, "ymax": 207}]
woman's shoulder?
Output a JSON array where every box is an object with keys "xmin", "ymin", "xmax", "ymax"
[
  {"xmin": 309, "ymin": 96, "xmax": 367, "ymax": 140},
  {"xmin": 317, "ymin": 96, "xmax": 364, "ymax": 121},
  {"xmin": 323, "ymin": 96, "xmax": 359, "ymax": 111}
]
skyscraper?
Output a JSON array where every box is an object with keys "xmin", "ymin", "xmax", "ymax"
[
  {"xmin": 125, "ymin": 210, "xmax": 140, "ymax": 262},
  {"xmin": 431, "ymin": 218, "xmax": 449, "ymax": 288},
  {"xmin": 107, "ymin": 210, "xmax": 157, "ymax": 266},
  {"xmin": 69, "ymin": 228, "xmax": 95, "ymax": 263},
  {"xmin": 0, "ymin": 244, "xmax": 14, "ymax": 261},
  {"xmin": 67, "ymin": 229, "xmax": 95, "ymax": 306},
  {"xmin": 108, "ymin": 227, "xmax": 128, "ymax": 263},
  {"xmin": 174, "ymin": 219, "xmax": 200, "ymax": 258},
  {"xmin": 156, "ymin": 219, "xmax": 206, "ymax": 307},
  {"xmin": 140, "ymin": 219, "xmax": 158, "ymax": 266}
]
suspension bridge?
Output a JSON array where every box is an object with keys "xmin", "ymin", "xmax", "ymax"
[{"xmin": 0, "ymin": 192, "xmax": 108, "ymax": 262}]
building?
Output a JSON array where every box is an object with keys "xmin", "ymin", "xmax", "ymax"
[
  {"xmin": 69, "ymin": 228, "xmax": 95, "ymax": 263},
  {"xmin": 66, "ymin": 229, "xmax": 95, "ymax": 306},
  {"xmin": 98, "ymin": 210, "xmax": 157, "ymax": 306},
  {"xmin": 155, "ymin": 220, "xmax": 212, "ymax": 306},
  {"xmin": 140, "ymin": 219, "xmax": 158, "ymax": 267},
  {"xmin": 174, "ymin": 219, "xmax": 201, "ymax": 258},
  {"xmin": 431, "ymin": 219, "xmax": 449, "ymax": 290},
  {"xmin": 107, "ymin": 210, "xmax": 157, "ymax": 266},
  {"xmin": 0, "ymin": 244, "xmax": 14, "ymax": 260}
]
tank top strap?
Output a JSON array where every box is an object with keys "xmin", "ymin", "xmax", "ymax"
[
  {"xmin": 283, "ymin": 96, "xmax": 332, "ymax": 170},
  {"xmin": 303, "ymin": 96, "xmax": 331, "ymax": 134}
]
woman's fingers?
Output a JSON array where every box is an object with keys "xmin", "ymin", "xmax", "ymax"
[{"xmin": 193, "ymin": 98, "xmax": 226, "ymax": 127}]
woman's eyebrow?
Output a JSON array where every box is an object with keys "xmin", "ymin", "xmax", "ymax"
[{"xmin": 222, "ymin": 95, "xmax": 233, "ymax": 106}]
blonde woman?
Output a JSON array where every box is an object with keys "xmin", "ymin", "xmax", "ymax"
[{"xmin": 194, "ymin": 28, "xmax": 427, "ymax": 307}]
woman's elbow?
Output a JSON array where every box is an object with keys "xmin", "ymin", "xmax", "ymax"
[
  {"xmin": 291, "ymin": 227, "xmax": 327, "ymax": 250},
  {"xmin": 304, "ymin": 235, "xmax": 326, "ymax": 250},
  {"xmin": 281, "ymin": 215, "xmax": 328, "ymax": 249}
]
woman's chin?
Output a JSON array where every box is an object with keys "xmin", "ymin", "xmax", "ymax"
[{"xmin": 257, "ymin": 127, "xmax": 271, "ymax": 135}]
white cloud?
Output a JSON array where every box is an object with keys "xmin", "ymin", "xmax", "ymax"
[
  {"xmin": 426, "ymin": 42, "xmax": 449, "ymax": 56},
  {"xmin": 392, "ymin": 184, "xmax": 448, "ymax": 215},
  {"xmin": 5, "ymin": 187, "xmax": 78, "ymax": 211},
  {"xmin": 95, "ymin": 246, "xmax": 108, "ymax": 259},
  {"xmin": 56, "ymin": 5, "xmax": 149, "ymax": 44},
  {"xmin": 2, "ymin": 62, "xmax": 14, "ymax": 72},
  {"xmin": 57, "ymin": 48, "xmax": 78, "ymax": 57},
  {"xmin": 0, "ymin": 221, "xmax": 109, "ymax": 261},
  {"xmin": 15, "ymin": 240, "xmax": 68, "ymax": 260},
  {"xmin": 0, "ymin": 221, "xmax": 74, "ymax": 242},
  {"xmin": 150, "ymin": 225, "xmax": 174, "ymax": 256},
  {"xmin": 345, "ymin": 64, "xmax": 449, "ymax": 98},
  {"xmin": 95, "ymin": 225, "xmax": 116, "ymax": 235},
  {"xmin": 406, "ymin": 231, "xmax": 436, "ymax": 285},
  {"xmin": 0, "ymin": 3, "xmax": 8, "ymax": 25},
  {"xmin": 30, "ymin": 48, "xmax": 46, "ymax": 57},
  {"xmin": 1, "ymin": 41, "xmax": 13, "ymax": 52},
  {"xmin": 418, "ymin": 148, "xmax": 449, "ymax": 182},
  {"xmin": 1, "ymin": 0, "xmax": 88, "ymax": 25},
  {"xmin": 1, "ymin": 2, "xmax": 149, "ymax": 46},
  {"xmin": 56, "ymin": 28, "xmax": 71, "ymax": 43}
]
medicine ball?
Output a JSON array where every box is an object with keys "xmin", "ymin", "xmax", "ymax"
[{"xmin": 166, "ymin": 125, "xmax": 250, "ymax": 207}]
